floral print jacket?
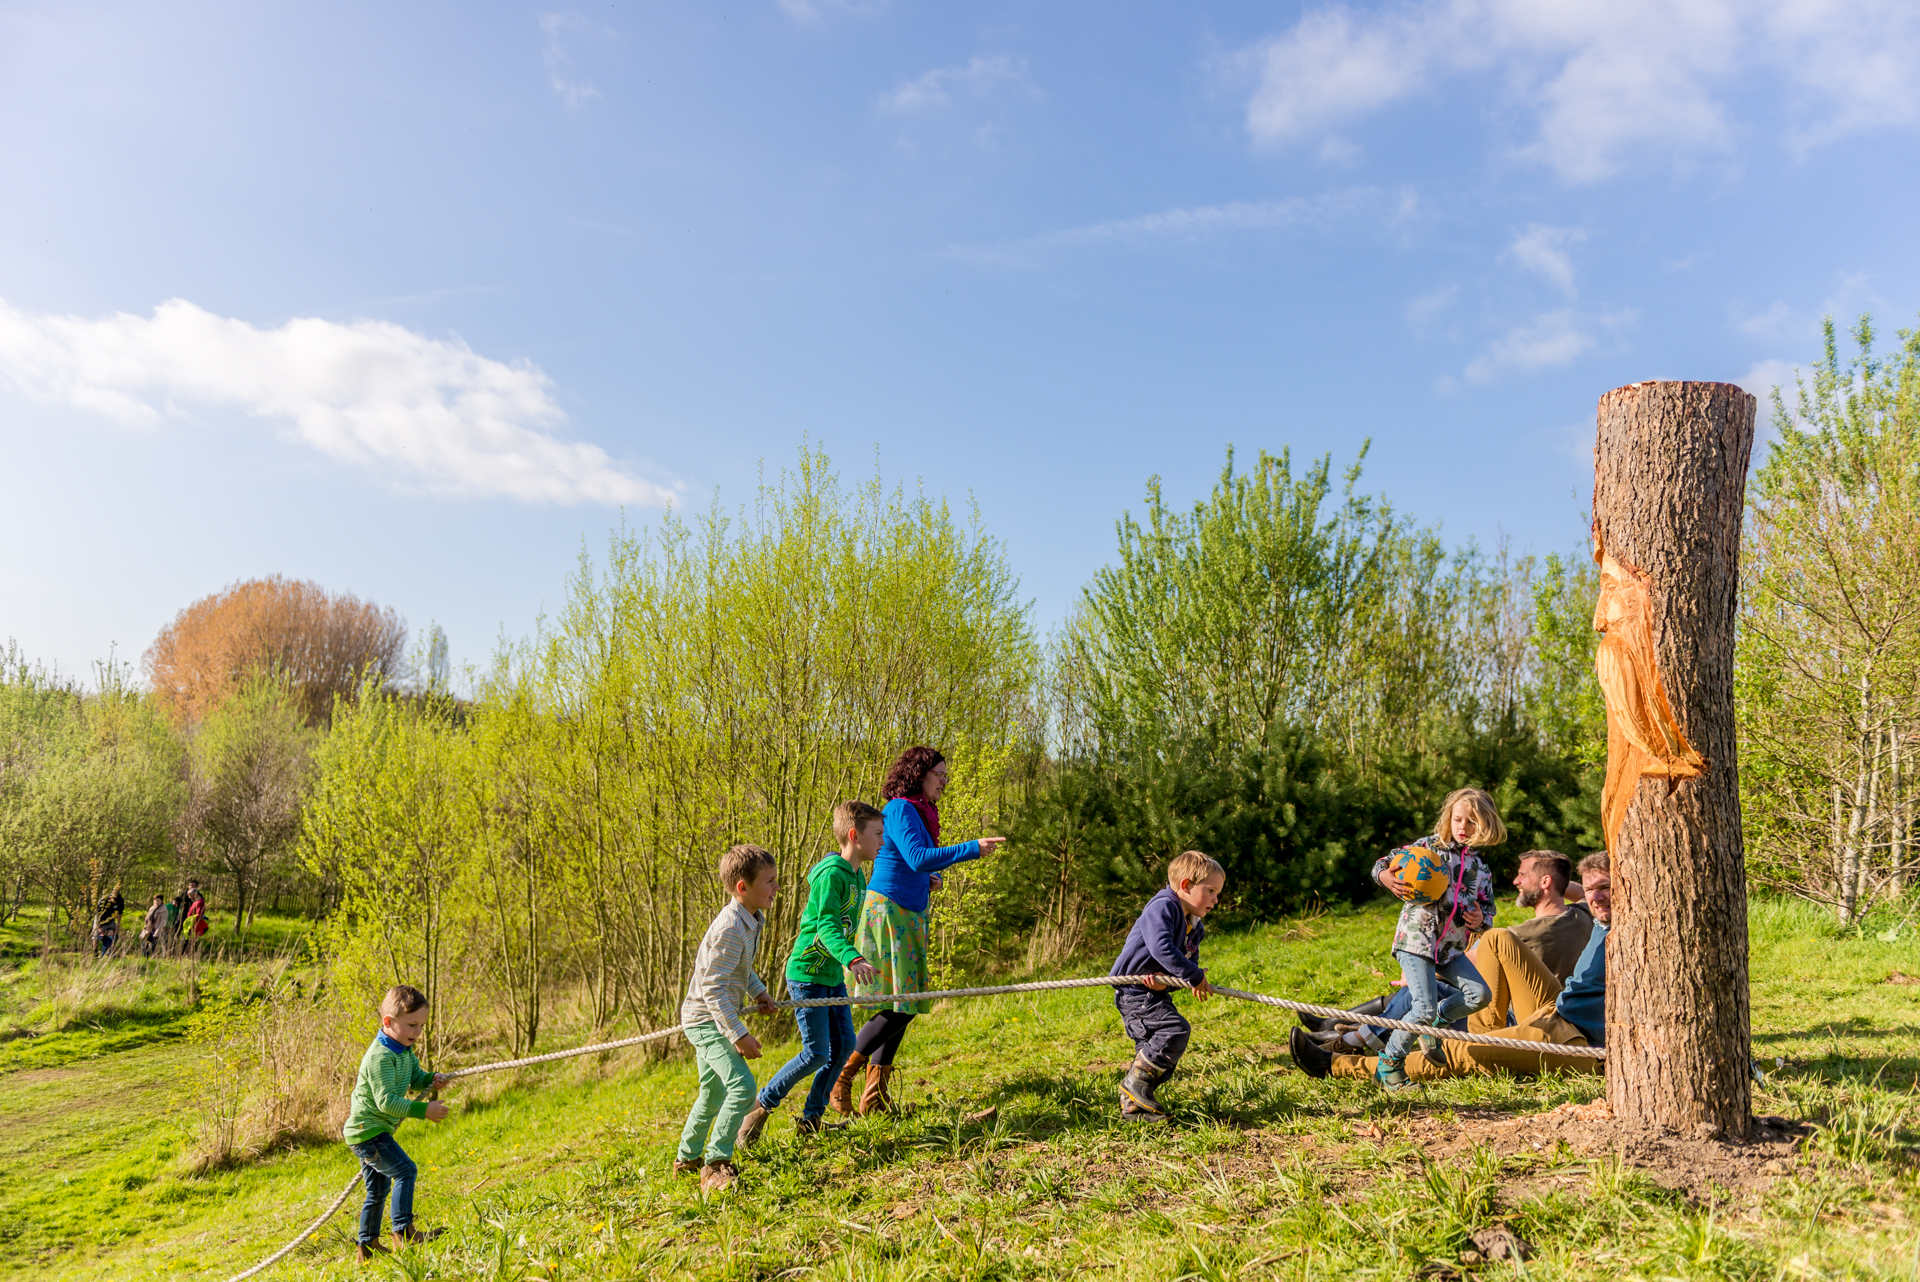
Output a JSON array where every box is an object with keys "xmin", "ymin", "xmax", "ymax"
[{"xmin": 1371, "ymin": 835, "xmax": 1496, "ymax": 964}]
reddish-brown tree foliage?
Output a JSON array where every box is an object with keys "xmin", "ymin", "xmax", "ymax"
[{"xmin": 144, "ymin": 576, "xmax": 407, "ymax": 726}]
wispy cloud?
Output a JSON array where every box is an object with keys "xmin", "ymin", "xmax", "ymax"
[
  {"xmin": 0, "ymin": 298, "xmax": 672, "ymax": 506},
  {"xmin": 1231, "ymin": 0, "xmax": 1920, "ymax": 183},
  {"xmin": 947, "ymin": 189, "xmax": 1380, "ymax": 265},
  {"xmin": 879, "ymin": 54, "xmax": 1029, "ymax": 114},
  {"xmin": 1405, "ymin": 286, "xmax": 1456, "ymax": 327},
  {"xmin": 1461, "ymin": 308, "xmax": 1633, "ymax": 385},
  {"xmin": 540, "ymin": 11, "xmax": 611, "ymax": 108},
  {"xmin": 1508, "ymin": 225, "xmax": 1586, "ymax": 296},
  {"xmin": 776, "ymin": 0, "xmax": 889, "ymax": 23}
]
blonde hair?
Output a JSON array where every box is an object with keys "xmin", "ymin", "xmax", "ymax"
[
  {"xmin": 380, "ymin": 984, "xmax": 429, "ymax": 1019},
  {"xmin": 831, "ymin": 800, "xmax": 884, "ymax": 844},
  {"xmin": 1434, "ymin": 788, "xmax": 1507, "ymax": 847},
  {"xmin": 719, "ymin": 843, "xmax": 777, "ymax": 891},
  {"xmin": 1166, "ymin": 850, "xmax": 1225, "ymax": 889}
]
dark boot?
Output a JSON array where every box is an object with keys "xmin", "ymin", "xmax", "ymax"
[
  {"xmin": 357, "ymin": 1240, "xmax": 391, "ymax": 1263},
  {"xmin": 1118, "ymin": 1054, "xmax": 1172, "ymax": 1122},
  {"xmin": 859, "ymin": 1062, "xmax": 895, "ymax": 1116},
  {"xmin": 1289, "ymin": 1026, "xmax": 1334, "ymax": 1079},
  {"xmin": 392, "ymin": 1226, "xmax": 445, "ymax": 1248},
  {"xmin": 1298, "ymin": 993, "xmax": 1390, "ymax": 1034},
  {"xmin": 829, "ymin": 1052, "xmax": 868, "ymax": 1116}
]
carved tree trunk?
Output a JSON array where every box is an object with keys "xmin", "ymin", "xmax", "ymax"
[{"xmin": 1593, "ymin": 380, "xmax": 1755, "ymax": 1139}]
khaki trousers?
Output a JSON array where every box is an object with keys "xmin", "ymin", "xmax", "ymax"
[{"xmin": 1330, "ymin": 927, "xmax": 1601, "ymax": 1081}]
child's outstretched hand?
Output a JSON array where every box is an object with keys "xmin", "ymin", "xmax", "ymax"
[
  {"xmin": 848, "ymin": 958, "xmax": 878, "ymax": 984},
  {"xmin": 754, "ymin": 993, "xmax": 778, "ymax": 1016},
  {"xmin": 425, "ymin": 1100, "xmax": 452, "ymax": 1122},
  {"xmin": 734, "ymin": 1034, "xmax": 763, "ymax": 1060},
  {"xmin": 1193, "ymin": 979, "xmax": 1214, "ymax": 1002}
]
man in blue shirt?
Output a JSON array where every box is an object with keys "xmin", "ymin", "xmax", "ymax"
[{"xmin": 1294, "ymin": 854, "xmax": 1610, "ymax": 1082}]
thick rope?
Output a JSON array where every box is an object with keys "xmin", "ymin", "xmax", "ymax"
[
  {"xmin": 223, "ymin": 973, "xmax": 1601, "ymax": 1280},
  {"xmin": 223, "ymin": 1170, "xmax": 362, "ymax": 1282}
]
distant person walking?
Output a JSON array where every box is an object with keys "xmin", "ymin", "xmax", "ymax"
[
  {"xmin": 140, "ymin": 895, "xmax": 167, "ymax": 957},
  {"xmin": 182, "ymin": 880, "xmax": 209, "ymax": 952}
]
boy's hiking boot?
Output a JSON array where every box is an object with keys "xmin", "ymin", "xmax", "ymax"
[
  {"xmin": 1374, "ymin": 1058, "xmax": 1416, "ymax": 1092},
  {"xmin": 672, "ymin": 1158, "xmax": 702, "ymax": 1176},
  {"xmin": 356, "ymin": 1240, "xmax": 391, "ymax": 1263},
  {"xmin": 700, "ymin": 1160, "xmax": 738, "ymax": 1194},
  {"xmin": 735, "ymin": 1104, "xmax": 771, "ymax": 1150},
  {"xmin": 794, "ymin": 1116, "xmax": 848, "ymax": 1135},
  {"xmin": 1289, "ymin": 1027, "xmax": 1334, "ymax": 1079},
  {"xmin": 1118, "ymin": 1054, "xmax": 1171, "ymax": 1122},
  {"xmin": 859, "ymin": 1063, "xmax": 896, "ymax": 1115},
  {"xmin": 829, "ymin": 1052, "xmax": 869, "ymax": 1115},
  {"xmin": 392, "ymin": 1226, "xmax": 446, "ymax": 1248}
]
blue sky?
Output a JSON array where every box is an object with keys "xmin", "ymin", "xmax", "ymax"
[{"xmin": 4, "ymin": 0, "xmax": 1917, "ymax": 684}]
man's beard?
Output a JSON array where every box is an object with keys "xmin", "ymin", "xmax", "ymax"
[{"xmin": 1516, "ymin": 886, "xmax": 1542, "ymax": 908}]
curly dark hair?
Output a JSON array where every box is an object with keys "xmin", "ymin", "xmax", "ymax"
[{"xmin": 881, "ymin": 746, "xmax": 945, "ymax": 801}]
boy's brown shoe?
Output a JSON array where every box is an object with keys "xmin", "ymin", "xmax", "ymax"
[
  {"xmin": 794, "ymin": 1116, "xmax": 849, "ymax": 1135},
  {"xmin": 392, "ymin": 1226, "xmax": 446, "ymax": 1248},
  {"xmin": 672, "ymin": 1158, "xmax": 702, "ymax": 1176},
  {"xmin": 356, "ymin": 1240, "xmax": 391, "ymax": 1263},
  {"xmin": 858, "ymin": 1063, "xmax": 895, "ymax": 1116},
  {"xmin": 828, "ymin": 1052, "xmax": 868, "ymax": 1115},
  {"xmin": 735, "ymin": 1104, "xmax": 771, "ymax": 1149},
  {"xmin": 700, "ymin": 1160, "xmax": 738, "ymax": 1194}
]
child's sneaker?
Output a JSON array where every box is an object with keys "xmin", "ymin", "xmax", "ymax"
[
  {"xmin": 1374, "ymin": 1059, "xmax": 1416, "ymax": 1092},
  {"xmin": 700, "ymin": 1160, "xmax": 738, "ymax": 1194},
  {"xmin": 1418, "ymin": 1022, "xmax": 1444, "ymax": 1060}
]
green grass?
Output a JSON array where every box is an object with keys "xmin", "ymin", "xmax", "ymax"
[{"xmin": 7, "ymin": 898, "xmax": 1920, "ymax": 1280}]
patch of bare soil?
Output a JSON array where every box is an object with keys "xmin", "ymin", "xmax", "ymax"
[{"xmin": 1398, "ymin": 1099, "xmax": 1812, "ymax": 1200}]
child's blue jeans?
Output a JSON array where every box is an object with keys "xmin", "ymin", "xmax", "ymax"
[
  {"xmin": 1382, "ymin": 948, "xmax": 1490, "ymax": 1064},
  {"xmin": 348, "ymin": 1132, "xmax": 416, "ymax": 1245},
  {"xmin": 756, "ymin": 981, "xmax": 854, "ymax": 1120}
]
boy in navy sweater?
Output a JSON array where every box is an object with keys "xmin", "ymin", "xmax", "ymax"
[{"xmin": 1108, "ymin": 851, "xmax": 1225, "ymax": 1122}]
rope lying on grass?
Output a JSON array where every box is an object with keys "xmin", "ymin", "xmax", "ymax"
[{"xmin": 222, "ymin": 972, "xmax": 1604, "ymax": 1280}]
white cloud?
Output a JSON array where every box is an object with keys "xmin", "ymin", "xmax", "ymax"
[
  {"xmin": 1735, "ymin": 358, "xmax": 1799, "ymax": 403},
  {"xmin": 1405, "ymin": 286, "xmax": 1456, "ymax": 326},
  {"xmin": 1462, "ymin": 307, "xmax": 1633, "ymax": 384},
  {"xmin": 776, "ymin": 0, "xmax": 889, "ymax": 22},
  {"xmin": 540, "ymin": 11, "xmax": 610, "ymax": 108},
  {"xmin": 944, "ymin": 190, "xmax": 1378, "ymax": 266},
  {"xmin": 0, "ymin": 298, "xmax": 672, "ymax": 506},
  {"xmin": 879, "ymin": 55, "xmax": 1028, "ymax": 114},
  {"xmin": 1508, "ymin": 224, "xmax": 1585, "ymax": 296},
  {"xmin": 1234, "ymin": 0, "xmax": 1920, "ymax": 182}
]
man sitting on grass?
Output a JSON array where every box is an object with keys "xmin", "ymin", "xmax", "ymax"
[{"xmin": 1292, "ymin": 854, "xmax": 1610, "ymax": 1082}]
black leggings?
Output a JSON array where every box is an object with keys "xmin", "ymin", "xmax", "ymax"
[{"xmin": 852, "ymin": 1011, "xmax": 915, "ymax": 1066}]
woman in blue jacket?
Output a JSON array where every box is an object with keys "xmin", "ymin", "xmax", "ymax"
[{"xmin": 827, "ymin": 746, "xmax": 1004, "ymax": 1116}]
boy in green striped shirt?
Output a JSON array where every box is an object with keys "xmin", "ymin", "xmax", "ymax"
[
  {"xmin": 735, "ymin": 801, "xmax": 881, "ymax": 1147},
  {"xmin": 342, "ymin": 985, "xmax": 453, "ymax": 1261}
]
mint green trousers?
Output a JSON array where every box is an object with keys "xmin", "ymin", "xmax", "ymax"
[{"xmin": 678, "ymin": 1021, "xmax": 756, "ymax": 1164}]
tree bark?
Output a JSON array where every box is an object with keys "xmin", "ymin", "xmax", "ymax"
[{"xmin": 1593, "ymin": 380, "xmax": 1755, "ymax": 1139}]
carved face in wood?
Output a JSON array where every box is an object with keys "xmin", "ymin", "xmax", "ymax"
[{"xmin": 1592, "ymin": 523, "xmax": 1707, "ymax": 853}]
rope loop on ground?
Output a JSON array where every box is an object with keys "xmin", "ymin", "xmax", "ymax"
[{"xmin": 223, "ymin": 971, "xmax": 1601, "ymax": 1280}]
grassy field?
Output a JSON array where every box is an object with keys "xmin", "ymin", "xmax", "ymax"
[{"xmin": 5, "ymin": 896, "xmax": 1918, "ymax": 1281}]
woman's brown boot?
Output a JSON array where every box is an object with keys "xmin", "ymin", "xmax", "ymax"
[
  {"xmin": 859, "ymin": 1062, "xmax": 895, "ymax": 1116},
  {"xmin": 829, "ymin": 1052, "xmax": 868, "ymax": 1115}
]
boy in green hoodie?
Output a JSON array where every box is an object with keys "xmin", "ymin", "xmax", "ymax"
[
  {"xmin": 342, "ymin": 985, "xmax": 453, "ymax": 1261},
  {"xmin": 735, "ymin": 801, "xmax": 881, "ymax": 1146}
]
